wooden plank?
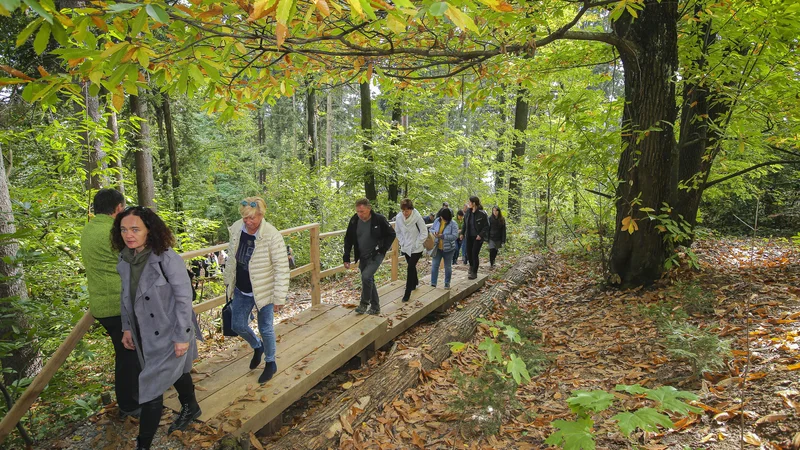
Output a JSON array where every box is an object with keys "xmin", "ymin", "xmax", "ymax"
[
  {"xmin": 290, "ymin": 263, "xmax": 313, "ymax": 278},
  {"xmin": 279, "ymin": 223, "xmax": 320, "ymax": 235},
  {"xmin": 206, "ymin": 314, "xmax": 387, "ymax": 436},
  {"xmin": 320, "ymin": 265, "xmax": 346, "ymax": 279},
  {"xmin": 164, "ymin": 304, "xmax": 338, "ymax": 407},
  {"xmin": 319, "ymin": 229, "xmax": 346, "ymax": 239},
  {"xmin": 193, "ymin": 295, "xmax": 225, "ymax": 314},
  {"xmin": 374, "ymin": 287, "xmax": 450, "ymax": 349},
  {"xmin": 0, "ymin": 312, "xmax": 95, "ymax": 444},
  {"xmin": 436, "ymin": 273, "xmax": 488, "ymax": 312},
  {"xmin": 309, "ymin": 226, "xmax": 321, "ymax": 306},
  {"xmin": 179, "ymin": 243, "xmax": 229, "ymax": 261},
  {"xmin": 186, "ymin": 310, "xmax": 383, "ymax": 419}
]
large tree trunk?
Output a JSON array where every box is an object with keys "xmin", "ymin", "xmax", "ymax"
[
  {"xmin": 272, "ymin": 255, "xmax": 546, "ymax": 450},
  {"xmin": 608, "ymin": 0, "xmax": 679, "ymax": 286},
  {"xmin": 107, "ymin": 110, "xmax": 124, "ymax": 195},
  {"xmin": 80, "ymin": 82, "xmax": 106, "ymax": 190},
  {"xmin": 162, "ymin": 93, "xmax": 181, "ymax": 211},
  {"xmin": 306, "ymin": 80, "xmax": 317, "ymax": 169},
  {"xmin": 360, "ymin": 82, "xmax": 376, "ymax": 201},
  {"xmin": 494, "ymin": 92, "xmax": 507, "ymax": 193},
  {"xmin": 0, "ymin": 146, "xmax": 41, "ymax": 385},
  {"xmin": 129, "ymin": 91, "xmax": 156, "ymax": 209},
  {"xmin": 507, "ymin": 90, "xmax": 528, "ymax": 222},
  {"xmin": 154, "ymin": 95, "xmax": 170, "ymax": 191},
  {"xmin": 387, "ymin": 103, "xmax": 402, "ymax": 220}
]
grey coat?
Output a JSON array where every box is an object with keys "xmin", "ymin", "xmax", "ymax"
[{"xmin": 118, "ymin": 248, "xmax": 198, "ymax": 403}]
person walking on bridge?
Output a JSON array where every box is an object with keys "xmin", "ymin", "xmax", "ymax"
[
  {"xmin": 461, "ymin": 196, "xmax": 490, "ymax": 279},
  {"xmin": 224, "ymin": 197, "xmax": 290, "ymax": 384},
  {"xmin": 343, "ymin": 198, "xmax": 396, "ymax": 315},
  {"xmin": 395, "ymin": 198, "xmax": 427, "ymax": 302},
  {"xmin": 81, "ymin": 189, "xmax": 141, "ymax": 419},
  {"xmin": 112, "ymin": 207, "xmax": 201, "ymax": 449}
]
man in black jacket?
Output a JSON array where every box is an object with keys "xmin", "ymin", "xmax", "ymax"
[{"xmin": 343, "ymin": 198, "xmax": 396, "ymax": 315}]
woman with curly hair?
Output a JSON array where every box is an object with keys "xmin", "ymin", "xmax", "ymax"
[{"xmin": 112, "ymin": 206, "xmax": 201, "ymax": 450}]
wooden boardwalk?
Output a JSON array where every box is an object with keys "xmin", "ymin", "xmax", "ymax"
[{"xmin": 163, "ymin": 270, "xmax": 488, "ymax": 437}]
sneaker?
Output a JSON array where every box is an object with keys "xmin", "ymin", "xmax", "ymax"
[
  {"xmin": 119, "ymin": 407, "xmax": 141, "ymax": 419},
  {"xmin": 249, "ymin": 345, "xmax": 264, "ymax": 370},
  {"xmin": 168, "ymin": 401, "xmax": 201, "ymax": 434},
  {"xmin": 366, "ymin": 307, "xmax": 380, "ymax": 315},
  {"xmin": 258, "ymin": 361, "xmax": 278, "ymax": 383},
  {"xmin": 402, "ymin": 295, "xmax": 410, "ymax": 302},
  {"xmin": 444, "ymin": 284, "xmax": 450, "ymax": 289},
  {"xmin": 430, "ymin": 284, "xmax": 436, "ymax": 288},
  {"xmin": 468, "ymin": 272, "xmax": 477, "ymax": 280},
  {"xmin": 354, "ymin": 304, "xmax": 368, "ymax": 314}
]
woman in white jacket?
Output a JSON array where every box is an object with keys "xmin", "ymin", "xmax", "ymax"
[{"xmin": 396, "ymin": 198, "xmax": 428, "ymax": 302}]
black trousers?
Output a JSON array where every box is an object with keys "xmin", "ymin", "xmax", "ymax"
[
  {"xmin": 489, "ymin": 248, "xmax": 498, "ymax": 266},
  {"xmin": 453, "ymin": 239, "xmax": 462, "ymax": 264},
  {"xmin": 97, "ymin": 315, "xmax": 141, "ymax": 413},
  {"xmin": 138, "ymin": 372, "xmax": 195, "ymax": 446},
  {"xmin": 403, "ymin": 252, "xmax": 422, "ymax": 299},
  {"xmin": 465, "ymin": 236, "xmax": 484, "ymax": 274}
]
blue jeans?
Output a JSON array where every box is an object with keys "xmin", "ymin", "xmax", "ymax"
[
  {"xmin": 431, "ymin": 249, "xmax": 455, "ymax": 287},
  {"xmin": 230, "ymin": 288, "xmax": 276, "ymax": 363}
]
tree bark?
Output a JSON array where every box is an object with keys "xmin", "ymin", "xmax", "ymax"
[
  {"xmin": 107, "ymin": 109, "xmax": 124, "ymax": 195},
  {"xmin": 608, "ymin": 0, "xmax": 678, "ymax": 286},
  {"xmin": 257, "ymin": 104, "xmax": 267, "ymax": 185},
  {"xmin": 80, "ymin": 81, "xmax": 106, "ymax": 190},
  {"xmin": 507, "ymin": 90, "xmax": 528, "ymax": 222},
  {"xmin": 161, "ymin": 93, "xmax": 181, "ymax": 211},
  {"xmin": 272, "ymin": 255, "xmax": 546, "ymax": 450},
  {"xmin": 306, "ymin": 80, "xmax": 317, "ymax": 169},
  {"xmin": 129, "ymin": 90, "xmax": 156, "ymax": 209},
  {"xmin": 360, "ymin": 82, "xmax": 376, "ymax": 201},
  {"xmin": 494, "ymin": 92, "xmax": 507, "ymax": 193},
  {"xmin": 387, "ymin": 103, "xmax": 402, "ymax": 220},
  {"xmin": 0, "ymin": 145, "xmax": 41, "ymax": 385}
]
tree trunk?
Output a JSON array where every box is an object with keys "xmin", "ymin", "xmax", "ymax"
[
  {"xmin": 0, "ymin": 145, "xmax": 41, "ymax": 385},
  {"xmin": 80, "ymin": 82, "xmax": 106, "ymax": 190},
  {"xmin": 107, "ymin": 110, "xmax": 124, "ymax": 195},
  {"xmin": 272, "ymin": 255, "xmax": 546, "ymax": 450},
  {"xmin": 257, "ymin": 104, "xmax": 267, "ymax": 185},
  {"xmin": 494, "ymin": 92, "xmax": 507, "ymax": 193},
  {"xmin": 608, "ymin": 0, "xmax": 679, "ymax": 286},
  {"xmin": 162, "ymin": 93, "xmax": 181, "ymax": 211},
  {"xmin": 507, "ymin": 90, "xmax": 528, "ymax": 222},
  {"xmin": 153, "ymin": 95, "xmax": 170, "ymax": 192},
  {"xmin": 129, "ymin": 91, "xmax": 156, "ymax": 209},
  {"xmin": 387, "ymin": 103, "xmax": 402, "ymax": 219},
  {"xmin": 360, "ymin": 82, "xmax": 376, "ymax": 201},
  {"xmin": 326, "ymin": 91, "xmax": 332, "ymax": 168},
  {"xmin": 306, "ymin": 80, "xmax": 317, "ymax": 169}
]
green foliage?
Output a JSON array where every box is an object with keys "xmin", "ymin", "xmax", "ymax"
[
  {"xmin": 662, "ymin": 321, "xmax": 731, "ymax": 378},
  {"xmin": 546, "ymin": 384, "xmax": 701, "ymax": 449}
]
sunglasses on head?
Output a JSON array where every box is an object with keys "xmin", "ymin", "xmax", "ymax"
[
  {"xmin": 241, "ymin": 200, "xmax": 258, "ymax": 207},
  {"xmin": 124, "ymin": 205, "xmax": 146, "ymax": 212}
]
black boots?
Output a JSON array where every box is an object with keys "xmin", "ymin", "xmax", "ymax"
[
  {"xmin": 259, "ymin": 361, "xmax": 278, "ymax": 383},
  {"xmin": 250, "ymin": 344, "xmax": 264, "ymax": 370},
  {"xmin": 168, "ymin": 400, "xmax": 202, "ymax": 434},
  {"xmin": 136, "ymin": 437, "xmax": 152, "ymax": 450}
]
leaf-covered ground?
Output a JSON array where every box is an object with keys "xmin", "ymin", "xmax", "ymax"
[{"xmin": 42, "ymin": 239, "xmax": 800, "ymax": 449}]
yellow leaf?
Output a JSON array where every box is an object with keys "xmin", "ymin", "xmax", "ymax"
[
  {"xmin": 621, "ymin": 216, "xmax": 631, "ymax": 232},
  {"xmin": 315, "ymin": 0, "xmax": 330, "ymax": 16},
  {"xmin": 342, "ymin": 381, "xmax": 353, "ymax": 389},
  {"xmin": 275, "ymin": 22, "xmax": 288, "ymax": 48},
  {"xmin": 249, "ymin": 432, "xmax": 265, "ymax": 450},
  {"xmin": 787, "ymin": 362, "xmax": 800, "ymax": 371},
  {"xmin": 346, "ymin": 0, "xmax": 363, "ymax": 17},
  {"xmin": 112, "ymin": 89, "xmax": 124, "ymax": 112},
  {"xmin": 37, "ymin": 65, "xmax": 49, "ymax": 77},
  {"xmin": 743, "ymin": 432, "xmax": 762, "ymax": 446},
  {"xmin": 445, "ymin": 4, "xmax": 479, "ymax": 33},
  {"xmin": 385, "ymin": 13, "xmax": 405, "ymax": 34}
]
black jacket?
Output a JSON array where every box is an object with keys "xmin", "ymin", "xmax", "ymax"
[
  {"xmin": 462, "ymin": 208, "xmax": 490, "ymax": 240},
  {"xmin": 343, "ymin": 212, "xmax": 396, "ymax": 263},
  {"xmin": 489, "ymin": 216, "xmax": 507, "ymax": 243}
]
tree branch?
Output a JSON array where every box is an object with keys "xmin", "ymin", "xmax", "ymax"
[
  {"xmin": 704, "ymin": 160, "xmax": 800, "ymax": 189},
  {"xmin": 767, "ymin": 144, "xmax": 800, "ymax": 159},
  {"xmin": 586, "ymin": 188, "xmax": 613, "ymax": 199}
]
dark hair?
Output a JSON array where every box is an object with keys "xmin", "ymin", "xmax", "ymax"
[
  {"xmin": 439, "ymin": 208, "xmax": 453, "ymax": 222},
  {"xmin": 111, "ymin": 206, "xmax": 176, "ymax": 255},
  {"xmin": 492, "ymin": 206, "xmax": 505, "ymax": 224},
  {"xmin": 442, "ymin": 202, "xmax": 449, "ymax": 208},
  {"xmin": 355, "ymin": 198, "xmax": 371, "ymax": 208},
  {"xmin": 400, "ymin": 198, "xmax": 413, "ymax": 210},
  {"xmin": 93, "ymin": 189, "xmax": 124, "ymax": 215},
  {"xmin": 457, "ymin": 209, "xmax": 464, "ymax": 217},
  {"xmin": 469, "ymin": 196, "xmax": 483, "ymax": 210}
]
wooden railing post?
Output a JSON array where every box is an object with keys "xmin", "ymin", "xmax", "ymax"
[
  {"xmin": 391, "ymin": 239, "xmax": 399, "ymax": 282},
  {"xmin": 310, "ymin": 225, "xmax": 321, "ymax": 306},
  {"xmin": 0, "ymin": 312, "xmax": 95, "ymax": 444}
]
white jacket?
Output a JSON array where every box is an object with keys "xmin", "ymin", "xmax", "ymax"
[
  {"xmin": 395, "ymin": 209, "xmax": 428, "ymax": 255},
  {"xmin": 224, "ymin": 218, "xmax": 290, "ymax": 309}
]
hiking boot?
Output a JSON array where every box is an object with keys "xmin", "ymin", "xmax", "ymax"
[
  {"xmin": 258, "ymin": 361, "xmax": 278, "ymax": 383},
  {"xmin": 168, "ymin": 401, "xmax": 201, "ymax": 434},
  {"xmin": 444, "ymin": 283, "xmax": 450, "ymax": 289},
  {"xmin": 249, "ymin": 344, "xmax": 264, "ymax": 370},
  {"xmin": 402, "ymin": 295, "xmax": 410, "ymax": 302},
  {"xmin": 468, "ymin": 272, "xmax": 477, "ymax": 280},
  {"xmin": 354, "ymin": 304, "xmax": 368, "ymax": 315},
  {"xmin": 366, "ymin": 307, "xmax": 381, "ymax": 315},
  {"xmin": 136, "ymin": 437, "xmax": 152, "ymax": 450}
]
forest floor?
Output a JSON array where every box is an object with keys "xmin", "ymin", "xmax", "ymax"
[{"xmin": 41, "ymin": 238, "xmax": 800, "ymax": 449}]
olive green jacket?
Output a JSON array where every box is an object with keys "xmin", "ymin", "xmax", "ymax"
[{"xmin": 80, "ymin": 214, "xmax": 121, "ymax": 318}]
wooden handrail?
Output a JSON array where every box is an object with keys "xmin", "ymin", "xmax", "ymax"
[{"xmin": 0, "ymin": 219, "xmax": 408, "ymax": 444}]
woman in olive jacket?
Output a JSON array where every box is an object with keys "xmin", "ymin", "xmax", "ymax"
[
  {"xmin": 460, "ymin": 196, "xmax": 490, "ymax": 279},
  {"xmin": 113, "ymin": 207, "xmax": 201, "ymax": 450}
]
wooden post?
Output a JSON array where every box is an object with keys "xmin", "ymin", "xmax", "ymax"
[
  {"xmin": 390, "ymin": 239, "xmax": 399, "ymax": 281},
  {"xmin": 310, "ymin": 225, "xmax": 321, "ymax": 306},
  {"xmin": 0, "ymin": 312, "xmax": 95, "ymax": 444}
]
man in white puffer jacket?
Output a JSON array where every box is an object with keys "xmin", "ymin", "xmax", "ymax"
[
  {"xmin": 395, "ymin": 198, "xmax": 428, "ymax": 302},
  {"xmin": 224, "ymin": 197, "xmax": 290, "ymax": 384}
]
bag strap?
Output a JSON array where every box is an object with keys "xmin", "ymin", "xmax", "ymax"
[{"xmin": 158, "ymin": 261, "xmax": 169, "ymax": 283}]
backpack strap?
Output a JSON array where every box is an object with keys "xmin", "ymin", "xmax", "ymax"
[{"xmin": 158, "ymin": 261, "xmax": 169, "ymax": 283}]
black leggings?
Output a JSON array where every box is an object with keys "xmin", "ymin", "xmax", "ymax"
[
  {"xmin": 466, "ymin": 237, "xmax": 484, "ymax": 274},
  {"xmin": 138, "ymin": 372, "xmax": 194, "ymax": 446},
  {"xmin": 489, "ymin": 248, "xmax": 498, "ymax": 266},
  {"xmin": 403, "ymin": 252, "xmax": 422, "ymax": 299}
]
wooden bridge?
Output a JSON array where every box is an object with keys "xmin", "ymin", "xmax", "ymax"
[{"xmin": 0, "ymin": 221, "xmax": 488, "ymax": 443}]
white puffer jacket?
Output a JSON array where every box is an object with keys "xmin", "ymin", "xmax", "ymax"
[
  {"xmin": 224, "ymin": 218, "xmax": 290, "ymax": 309},
  {"xmin": 395, "ymin": 209, "xmax": 428, "ymax": 256}
]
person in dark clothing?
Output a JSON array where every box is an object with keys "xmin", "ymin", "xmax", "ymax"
[
  {"xmin": 453, "ymin": 209, "xmax": 465, "ymax": 265},
  {"xmin": 343, "ymin": 198, "xmax": 396, "ymax": 315},
  {"xmin": 460, "ymin": 196, "xmax": 490, "ymax": 279},
  {"xmin": 488, "ymin": 206, "xmax": 507, "ymax": 268},
  {"xmin": 423, "ymin": 212, "xmax": 435, "ymax": 224}
]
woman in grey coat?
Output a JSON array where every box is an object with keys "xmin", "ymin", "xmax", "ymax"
[{"xmin": 112, "ymin": 206, "xmax": 201, "ymax": 450}]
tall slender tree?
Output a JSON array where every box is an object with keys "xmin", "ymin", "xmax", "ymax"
[
  {"xmin": 360, "ymin": 82, "xmax": 377, "ymax": 201},
  {"xmin": 129, "ymin": 90, "xmax": 155, "ymax": 209},
  {"xmin": 507, "ymin": 90, "xmax": 528, "ymax": 222}
]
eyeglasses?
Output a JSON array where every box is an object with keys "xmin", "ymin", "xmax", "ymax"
[
  {"xmin": 241, "ymin": 201, "xmax": 258, "ymax": 207},
  {"xmin": 124, "ymin": 206, "xmax": 146, "ymax": 212}
]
